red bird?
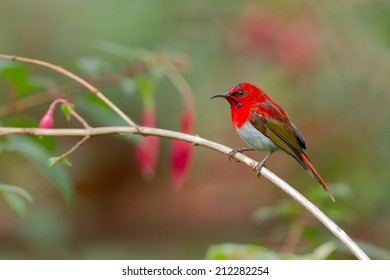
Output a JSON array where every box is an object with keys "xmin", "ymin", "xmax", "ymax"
[{"xmin": 212, "ymin": 82, "xmax": 334, "ymax": 201}]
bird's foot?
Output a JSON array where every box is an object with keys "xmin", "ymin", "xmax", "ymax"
[
  {"xmin": 252, "ymin": 161, "xmax": 266, "ymax": 178},
  {"xmin": 228, "ymin": 147, "xmax": 254, "ymax": 162},
  {"xmin": 252, "ymin": 151, "xmax": 274, "ymax": 178}
]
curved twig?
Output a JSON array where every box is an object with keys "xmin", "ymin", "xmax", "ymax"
[{"xmin": 0, "ymin": 125, "xmax": 370, "ymax": 260}]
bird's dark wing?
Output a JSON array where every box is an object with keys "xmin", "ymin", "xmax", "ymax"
[
  {"xmin": 291, "ymin": 123, "xmax": 306, "ymax": 150},
  {"xmin": 249, "ymin": 100, "xmax": 306, "ymax": 158},
  {"xmin": 249, "ymin": 113, "xmax": 305, "ymax": 166}
]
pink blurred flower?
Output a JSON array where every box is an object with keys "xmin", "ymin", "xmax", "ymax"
[
  {"xmin": 277, "ymin": 22, "xmax": 318, "ymax": 73},
  {"xmin": 239, "ymin": 9, "xmax": 283, "ymax": 54},
  {"xmin": 170, "ymin": 110, "xmax": 194, "ymax": 189},
  {"xmin": 231, "ymin": 5, "xmax": 318, "ymax": 76},
  {"xmin": 134, "ymin": 110, "xmax": 160, "ymax": 179}
]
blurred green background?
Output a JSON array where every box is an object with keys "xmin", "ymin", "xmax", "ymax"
[{"xmin": 1, "ymin": 0, "xmax": 390, "ymax": 259}]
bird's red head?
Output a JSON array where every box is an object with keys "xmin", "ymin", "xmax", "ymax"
[{"xmin": 211, "ymin": 82, "xmax": 268, "ymax": 128}]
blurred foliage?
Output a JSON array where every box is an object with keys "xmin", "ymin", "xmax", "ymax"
[
  {"xmin": 1, "ymin": 0, "xmax": 390, "ymax": 260},
  {"xmin": 206, "ymin": 242, "xmax": 336, "ymax": 260},
  {"xmin": 1, "ymin": 135, "xmax": 74, "ymax": 203},
  {"xmin": 0, "ymin": 183, "xmax": 33, "ymax": 218}
]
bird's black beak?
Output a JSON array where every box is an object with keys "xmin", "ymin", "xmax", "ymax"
[{"xmin": 210, "ymin": 93, "xmax": 229, "ymax": 100}]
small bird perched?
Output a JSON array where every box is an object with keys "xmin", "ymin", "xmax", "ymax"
[{"xmin": 211, "ymin": 82, "xmax": 334, "ymax": 202}]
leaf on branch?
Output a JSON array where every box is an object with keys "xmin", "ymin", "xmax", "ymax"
[
  {"xmin": 48, "ymin": 156, "xmax": 73, "ymax": 167},
  {"xmin": 61, "ymin": 103, "xmax": 75, "ymax": 121}
]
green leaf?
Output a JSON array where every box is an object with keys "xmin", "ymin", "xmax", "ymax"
[
  {"xmin": 135, "ymin": 74, "xmax": 154, "ymax": 100},
  {"xmin": 1, "ymin": 135, "xmax": 74, "ymax": 202},
  {"xmin": 0, "ymin": 183, "xmax": 33, "ymax": 218},
  {"xmin": 1, "ymin": 63, "xmax": 28, "ymax": 81},
  {"xmin": 0, "ymin": 63, "xmax": 44, "ymax": 97},
  {"xmin": 48, "ymin": 157, "xmax": 73, "ymax": 167},
  {"xmin": 61, "ymin": 103, "xmax": 75, "ymax": 121},
  {"xmin": 5, "ymin": 116, "xmax": 39, "ymax": 128},
  {"xmin": 0, "ymin": 183, "xmax": 33, "ymax": 202},
  {"xmin": 134, "ymin": 73, "xmax": 160, "ymax": 109},
  {"xmin": 3, "ymin": 192, "xmax": 28, "ymax": 217},
  {"xmin": 76, "ymin": 95, "xmax": 125, "ymax": 126}
]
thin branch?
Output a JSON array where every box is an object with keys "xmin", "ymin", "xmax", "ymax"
[
  {"xmin": 48, "ymin": 104, "xmax": 92, "ymax": 167},
  {"xmin": 49, "ymin": 136, "xmax": 90, "ymax": 167},
  {"xmin": 0, "ymin": 54, "xmax": 136, "ymax": 127},
  {"xmin": 68, "ymin": 104, "xmax": 91, "ymax": 130},
  {"xmin": 0, "ymin": 125, "xmax": 370, "ymax": 260}
]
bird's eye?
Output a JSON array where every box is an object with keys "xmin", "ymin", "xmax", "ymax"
[{"xmin": 234, "ymin": 90, "xmax": 245, "ymax": 97}]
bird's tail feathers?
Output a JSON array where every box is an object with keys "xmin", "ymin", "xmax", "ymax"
[{"xmin": 300, "ymin": 153, "xmax": 335, "ymax": 202}]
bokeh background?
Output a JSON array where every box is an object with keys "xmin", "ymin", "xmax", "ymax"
[{"xmin": 1, "ymin": 0, "xmax": 390, "ymax": 259}]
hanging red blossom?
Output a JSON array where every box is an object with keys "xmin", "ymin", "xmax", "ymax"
[
  {"xmin": 134, "ymin": 109, "xmax": 160, "ymax": 179},
  {"xmin": 170, "ymin": 110, "xmax": 194, "ymax": 189},
  {"xmin": 39, "ymin": 98, "xmax": 70, "ymax": 129}
]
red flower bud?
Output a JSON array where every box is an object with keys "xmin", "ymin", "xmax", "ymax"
[
  {"xmin": 38, "ymin": 98, "xmax": 70, "ymax": 129},
  {"xmin": 39, "ymin": 110, "xmax": 54, "ymax": 129},
  {"xmin": 134, "ymin": 110, "xmax": 160, "ymax": 179},
  {"xmin": 170, "ymin": 110, "xmax": 194, "ymax": 189}
]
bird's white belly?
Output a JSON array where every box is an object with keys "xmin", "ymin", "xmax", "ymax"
[{"xmin": 236, "ymin": 121, "xmax": 277, "ymax": 151}]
